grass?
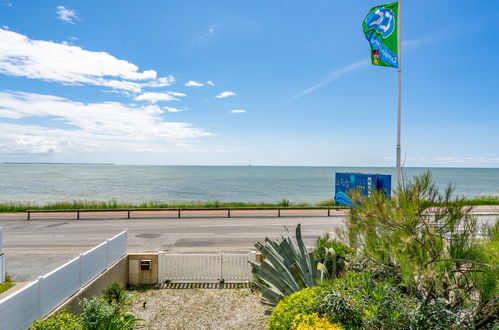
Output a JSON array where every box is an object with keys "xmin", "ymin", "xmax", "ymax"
[
  {"xmin": 0, "ymin": 282, "xmax": 14, "ymax": 294},
  {"xmin": 0, "ymin": 196, "xmax": 497, "ymax": 213},
  {"xmin": 0, "ymin": 198, "xmax": 340, "ymax": 213},
  {"xmin": 0, "ymin": 275, "xmax": 14, "ymax": 295},
  {"xmin": 445, "ymin": 196, "xmax": 499, "ymax": 206}
]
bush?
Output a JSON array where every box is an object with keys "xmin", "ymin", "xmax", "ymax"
[
  {"xmin": 318, "ymin": 271, "xmax": 418, "ymax": 330},
  {"xmin": 79, "ymin": 296, "xmax": 140, "ymax": 330},
  {"xmin": 291, "ymin": 313, "xmax": 343, "ymax": 330},
  {"xmin": 269, "ymin": 287, "xmax": 323, "ymax": 330},
  {"xmin": 79, "ymin": 297, "xmax": 117, "ymax": 330},
  {"xmin": 346, "ymin": 171, "xmax": 499, "ymax": 327},
  {"xmin": 31, "ymin": 310, "xmax": 82, "ymax": 330},
  {"xmin": 347, "ymin": 255, "xmax": 401, "ymax": 284},
  {"xmin": 102, "ymin": 281, "xmax": 131, "ymax": 306},
  {"xmin": 413, "ymin": 298, "xmax": 464, "ymax": 329},
  {"xmin": 313, "ymin": 234, "xmax": 353, "ymax": 278}
]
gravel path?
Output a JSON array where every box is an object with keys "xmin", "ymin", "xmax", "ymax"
[{"xmin": 128, "ymin": 288, "xmax": 270, "ymax": 330}]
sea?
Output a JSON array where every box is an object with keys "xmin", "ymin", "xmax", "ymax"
[{"xmin": 0, "ymin": 164, "xmax": 498, "ymax": 205}]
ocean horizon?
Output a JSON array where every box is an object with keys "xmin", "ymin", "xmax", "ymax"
[{"xmin": 1, "ymin": 164, "xmax": 498, "ymax": 205}]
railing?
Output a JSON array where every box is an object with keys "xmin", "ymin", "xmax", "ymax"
[
  {"xmin": 0, "ymin": 230, "xmax": 128, "ymax": 330},
  {"xmin": 25, "ymin": 206, "xmax": 348, "ymax": 220}
]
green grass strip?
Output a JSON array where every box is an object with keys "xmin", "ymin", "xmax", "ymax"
[{"xmin": 0, "ymin": 196, "xmax": 497, "ymax": 213}]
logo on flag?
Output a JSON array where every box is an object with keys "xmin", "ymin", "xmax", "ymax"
[
  {"xmin": 366, "ymin": 7, "xmax": 396, "ymax": 38},
  {"xmin": 363, "ymin": 2, "xmax": 398, "ymax": 68}
]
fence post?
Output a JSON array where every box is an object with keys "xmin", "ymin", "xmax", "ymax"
[
  {"xmin": 106, "ymin": 239, "xmax": 110, "ymax": 268},
  {"xmin": 79, "ymin": 253, "xmax": 83, "ymax": 287},
  {"xmin": 127, "ymin": 210, "xmax": 131, "ymax": 219},
  {"xmin": 278, "ymin": 208, "xmax": 281, "ymax": 217},
  {"xmin": 27, "ymin": 211, "xmax": 30, "ymax": 220},
  {"xmin": 37, "ymin": 276, "xmax": 43, "ymax": 318},
  {"xmin": 124, "ymin": 229, "xmax": 128, "ymax": 255},
  {"xmin": 228, "ymin": 209, "xmax": 231, "ymax": 218},
  {"xmin": 76, "ymin": 210, "xmax": 80, "ymax": 220},
  {"xmin": 328, "ymin": 207, "xmax": 331, "ymax": 216},
  {"xmin": 178, "ymin": 209, "xmax": 181, "ymax": 219},
  {"xmin": 220, "ymin": 253, "xmax": 224, "ymax": 283}
]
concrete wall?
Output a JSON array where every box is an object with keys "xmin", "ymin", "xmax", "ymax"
[
  {"xmin": 128, "ymin": 253, "xmax": 158, "ymax": 285},
  {"xmin": 52, "ymin": 255, "xmax": 128, "ymax": 315}
]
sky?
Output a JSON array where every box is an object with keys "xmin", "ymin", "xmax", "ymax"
[{"xmin": 0, "ymin": 0, "xmax": 498, "ymax": 167}]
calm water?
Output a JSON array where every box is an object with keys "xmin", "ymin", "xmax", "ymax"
[{"xmin": 0, "ymin": 164, "xmax": 498, "ymax": 204}]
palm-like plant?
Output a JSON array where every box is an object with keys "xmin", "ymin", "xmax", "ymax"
[{"xmin": 250, "ymin": 224, "xmax": 325, "ymax": 306}]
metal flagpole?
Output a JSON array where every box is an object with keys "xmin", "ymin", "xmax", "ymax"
[{"xmin": 396, "ymin": 0, "xmax": 402, "ymax": 186}]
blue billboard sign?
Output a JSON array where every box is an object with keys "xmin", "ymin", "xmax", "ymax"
[{"xmin": 334, "ymin": 172, "xmax": 391, "ymax": 207}]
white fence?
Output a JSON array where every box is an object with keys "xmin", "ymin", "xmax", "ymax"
[
  {"xmin": 158, "ymin": 252, "xmax": 256, "ymax": 283},
  {"xmin": 0, "ymin": 227, "xmax": 4, "ymax": 283},
  {"xmin": 0, "ymin": 230, "xmax": 128, "ymax": 330}
]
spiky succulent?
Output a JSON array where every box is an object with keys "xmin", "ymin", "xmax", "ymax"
[{"xmin": 250, "ymin": 224, "xmax": 324, "ymax": 306}]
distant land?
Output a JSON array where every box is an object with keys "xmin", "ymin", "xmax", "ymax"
[{"xmin": 2, "ymin": 162, "xmax": 115, "ymax": 165}]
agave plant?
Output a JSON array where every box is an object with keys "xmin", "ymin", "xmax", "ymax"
[{"xmin": 250, "ymin": 224, "xmax": 326, "ymax": 306}]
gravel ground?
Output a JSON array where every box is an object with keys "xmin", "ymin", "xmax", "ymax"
[{"xmin": 128, "ymin": 288, "xmax": 271, "ymax": 330}]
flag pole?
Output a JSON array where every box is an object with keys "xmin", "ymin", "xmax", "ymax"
[{"xmin": 396, "ymin": 0, "xmax": 402, "ymax": 186}]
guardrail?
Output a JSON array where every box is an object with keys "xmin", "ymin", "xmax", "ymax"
[{"xmin": 25, "ymin": 206, "xmax": 348, "ymax": 220}]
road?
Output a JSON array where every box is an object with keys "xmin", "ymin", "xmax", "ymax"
[{"xmin": 0, "ymin": 213, "xmax": 345, "ymax": 281}]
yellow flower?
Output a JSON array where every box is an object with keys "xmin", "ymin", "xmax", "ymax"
[{"xmin": 291, "ymin": 313, "xmax": 343, "ymax": 330}]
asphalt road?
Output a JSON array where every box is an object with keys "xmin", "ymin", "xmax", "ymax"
[{"xmin": 0, "ymin": 214, "xmax": 345, "ymax": 281}]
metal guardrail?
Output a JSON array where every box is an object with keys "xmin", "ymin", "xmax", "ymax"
[{"xmin": 25, "ymin": 206, "xmax": 348, "ymax": 220}]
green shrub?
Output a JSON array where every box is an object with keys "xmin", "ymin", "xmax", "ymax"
[
  {"xmin": 318, "ymin": 271, "xmax": 418, "ymax": 330},
  {"xmin": 31, "ymin": 310, "xmax": 82, "ymax": 330},
  {"xmin": 79, "ymin": 297, "xmax": 117, "ymax": 330},
  {"xmin": 346, "ymin": 171, "xmax": 499, "ymax": 328},
  {"xmin": 79, "ymin": 296, "xmax": 141, "ymax": 330},
  {"xmin": 347, "ymin": 255, "xmax": 401, "ymax": 284},
  {"xmin": 102, "ymin": 311, "xmax": 142, "ymax": 330},
  {"xmin": 102, "ymin": 281, "xmax": 131, "ymax": 306},
  {"xmin": 313, "ymin": 234, "xmax": 354, "ymax": 278},
  {"xmin": 269, "ymin": 287, "xmax": 323, "ymax": 330},
  {"xmin": 413, "ymin": 298, "xmax": 463, "ymax": 329}
]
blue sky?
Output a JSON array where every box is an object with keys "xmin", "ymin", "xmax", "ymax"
[{"xmin": 0, "ymin": 0, "xmax": 498, "ymax": 167}]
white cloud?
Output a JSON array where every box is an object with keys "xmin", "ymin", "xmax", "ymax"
[
  {"xmin": 0, "ymin": 91, "xmax": 212, "ymax": 154},
  {"xmin": 56, "ymin": 6, "xmax": 79, "ymax": 24},
  {"xmin": 288, "ymin": 59, "xmax": 370, "ymax": 101},
  {"xmin": 0, "ymin": 29, "xmax": 173, "ymax": 92},
  {"xmin": 384, "ymin": 156, "xmax": 499, "ymax": 167},
  {"xmin": 134, "ymin": 92, "xmax": 184, "ymax": 103},
  {"xmin": 216, "ymin": 91, "xmax": 236, "ymax": 98},
  {"xmin": 163, "ymin": 106, "xmax": 183, "ymax": 113},
  {"xmin": 185, "ymin": 80, "xmax": 204, "ymax": 87},
  {"xmin": 206, "ymin": 80, "xmax": 215, "ymax": 86},
  {"xmin": 230, "ymin": 109, "xmax": 246, "ymax": 114},
  {"xmin": 1, "ymin": 1, "xmax": 12, "ymax": 7},
  {"xmin": 166, "ymin": 91, "xmax": 186, "ymax": 97}
]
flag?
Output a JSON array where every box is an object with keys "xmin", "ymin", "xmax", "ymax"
[{"xmin": 363, "ymin": 2, "xmax": 398, "ymax": 68}]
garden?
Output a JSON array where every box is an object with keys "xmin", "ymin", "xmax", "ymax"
[{"xmin": 252, "ymin": 172, "xmax": 498, "ymax": 329}]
